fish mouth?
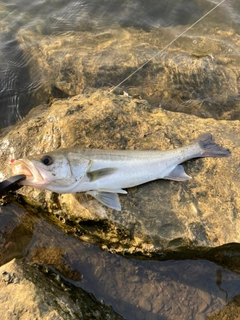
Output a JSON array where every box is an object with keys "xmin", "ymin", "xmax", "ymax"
[{"xmin": 11, "ymin": 159, "xmax": 46, "ymax": 186}]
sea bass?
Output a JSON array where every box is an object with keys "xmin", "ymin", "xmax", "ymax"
[{"xmin": 11, "ymin": 133, "xmax": 230, "ymax": 210}]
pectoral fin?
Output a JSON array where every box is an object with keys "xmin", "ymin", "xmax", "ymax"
[
  {"xmin": 164, "ymin": 165, "xmax": 191, "ymax": 181},
  {"xmin": 87, "ymin": 168, "xmax": 118, "ymax": 181},
  {"xmin": 87, "ymin": 190, "xmax": 121, "ymax": 211}
]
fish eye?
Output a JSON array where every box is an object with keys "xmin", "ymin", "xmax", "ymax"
[{"xmin": 41, "ymin": 155, "xmax": 53, "ymax": 166}]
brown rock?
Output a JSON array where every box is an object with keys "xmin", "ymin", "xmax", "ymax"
[
  {"xmin": 0, "ymin": 258, "xmax": 123, "ymax": 320},
  {"xmin": 1, "ymin": 201, "xmax": 240, "ymax": 320},
  {"xmin": 207, "ymin": 295, "xmax": 240, "ymax": 320},
  {"xmin": 0, "ymin": 89, "xmax": 238, "ymax": 256}
]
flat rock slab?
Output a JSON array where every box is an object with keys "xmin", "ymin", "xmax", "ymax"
[{"xmin": 0, "ymin": 89, "xmax": 238, "ymax": 255}]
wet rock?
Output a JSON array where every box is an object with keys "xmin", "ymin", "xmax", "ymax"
[
  {"xmin": 0, "ymin": 258, "xmax": 123, "ymax": 320},
  {"xmin": 0, "ymin": 89, "xmax": 238, "ymax": 258},
  {"xmin": 16, "ymin": 23, "xmax": 240, "ymax": 119},
  {"xmin": 207, "ymin": 294, "xmax": 240, "ymax": 320},
  {"xmin": 2, "ymin": 205, "xmax": 240, "ymax": 320}
]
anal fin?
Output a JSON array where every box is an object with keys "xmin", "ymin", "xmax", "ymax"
[
  {"xmin": 87, "ymin": 190, "xmax": 121, "ymax": 211},
  {"xmin": 164, "ymin": 165, "xmax": 191, "ymax": 181}
]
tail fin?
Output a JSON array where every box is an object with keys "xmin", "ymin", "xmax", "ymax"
[{"xmin": 195, "ymin": 133, "xmax": 231, "ymax": 157}]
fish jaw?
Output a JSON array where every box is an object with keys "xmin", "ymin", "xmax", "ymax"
[
  {"xmin": 11, "ymin": 159, "xmax": 50, "ymax": 187},
  {"xmin": 11, "ymin": 157, "xmax": 87, "ymax": 192}
]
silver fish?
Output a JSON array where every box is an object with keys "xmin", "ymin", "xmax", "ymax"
[{"xmin": 11, "ymin": 133, "xmax": 230, "ymax": 210}]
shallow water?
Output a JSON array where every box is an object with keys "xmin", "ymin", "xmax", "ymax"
[
  {"xmin": 1, "ymin": 203, "xmax": 240, "ymax": 320},
  {"xmin": 0, "ymin": 0, "xmax": 239, "ymax": 127},
  {"xmin": 1, "ymin": 1, "xmax": 240, "ymax": 319}
]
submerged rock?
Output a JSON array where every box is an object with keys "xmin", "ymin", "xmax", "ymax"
[
  {"xmin": 0, "ymin": 258, "xmax": 123, "ymax": 320},
  {"xmin": 2, "ymin": 203, "xmax": 240, "ymax": 320},
  {"xmin": 207, "ymin": 294, "xmax": 240, "ymax": 320},
  {"xmin": 16, "ymin": 23, "xmax": 240, "ymax": 119},
  {"xmin": 0, "ymin": 89, "xmax": 239, "ymax": 258}
]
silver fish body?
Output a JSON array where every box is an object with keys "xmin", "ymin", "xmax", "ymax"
[{"xmin": 11, "ymin": 133, "xmax": 230, "ymax": 210}]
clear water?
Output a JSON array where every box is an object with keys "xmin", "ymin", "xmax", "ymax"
[
  {"xmin": 0, "ymin": 0, "xmax": 239, "ymax": 127},
  {"xmin": 1, "ymin": 203, "xmax": 240, "ymax": 320}
]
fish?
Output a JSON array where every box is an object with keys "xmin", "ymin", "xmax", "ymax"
[{"xmin": 11, "ymin": 133, "xmax": 230, "ymax": 210}]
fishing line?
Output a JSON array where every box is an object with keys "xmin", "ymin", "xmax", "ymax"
[{"xmin": 109, "ymin": 0, "xmax": 226, "ymax": 93}]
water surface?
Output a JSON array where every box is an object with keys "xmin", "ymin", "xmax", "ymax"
[
  {"xmin": 0, "ymin": 0, "xmax": 239, "ymax": 127},
  {"xmin": 1, "ymin": 203, "xmax": 240, "ymax": 320}
]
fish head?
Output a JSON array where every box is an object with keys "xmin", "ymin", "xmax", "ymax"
[{"xmin": 11, "ymin": 150, "xmax": 91, "ymax": 192}]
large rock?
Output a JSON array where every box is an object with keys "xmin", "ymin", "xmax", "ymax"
[
  {"xmin": 0, "ymin": 258, "xmax": 123, "ymax": 320},
  {"xmin": 3, "ymin": 203, "xmax": 240, "ymax": 320},
  {"xmin": 0, "ymin": 89, "xmax": 238, "ymax": 257},
  {"xmin": 16, "ymin": 22, "xmax": 240, "ymax": 119}
]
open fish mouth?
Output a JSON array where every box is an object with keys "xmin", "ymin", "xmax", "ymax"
[{"xmin": 11, "ymin": 159, "xmax": 46, "ymax": 186}]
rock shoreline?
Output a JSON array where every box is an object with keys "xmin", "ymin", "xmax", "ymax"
[{"xmin": 0, "ymin": 11, "xmax": 240, "ymax": 317}]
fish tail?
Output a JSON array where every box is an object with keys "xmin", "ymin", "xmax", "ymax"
[{"xmin": 195, "ymin": 133, "xmax": 231, "ymax": 157}]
